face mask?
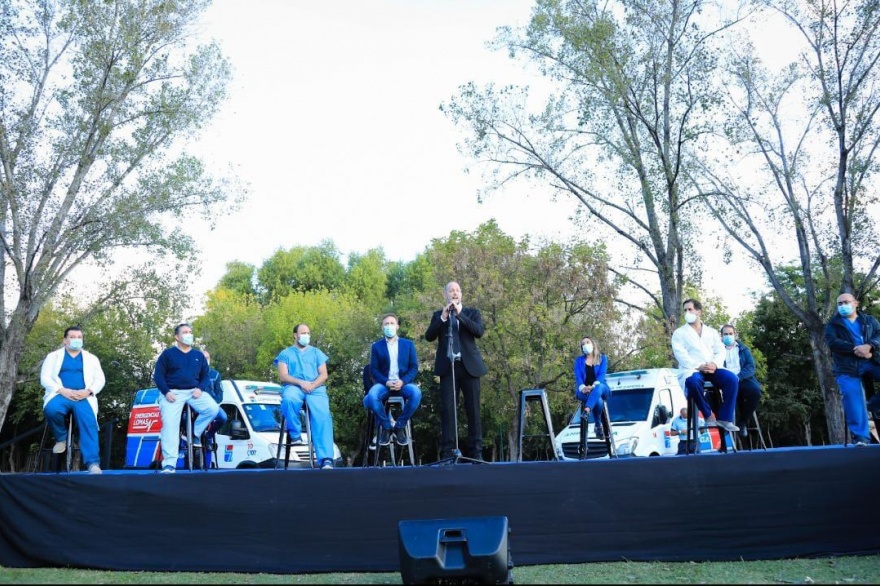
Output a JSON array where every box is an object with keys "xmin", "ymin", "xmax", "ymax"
[
  {"xmin": 582, "ymin": 344, "xmax": 593, "ymax": 355},
  {"xmin": 722, "ymin": 335, "xmax": 735, "ymax": 346},
  {"xmin": 838, "ymin": 304, "xmax": 854, "ymax": 317},
  {"xmin": 298, "ymin": 334, "xmax": 311, "ymax": 346},
  {"xmin": 684, "ymin": 312, "xmax": 698, "ymax": 324},
  {"xmin": 68, "ymin": 338, "xmax": 83, "ymax": 351},
  {"xmin": 180, "ymin": 333, "xmax": 194, "ymax": 346},
  {"xmin": 383, "ymin": 325, "xmax": 398, "ymax": 338}
]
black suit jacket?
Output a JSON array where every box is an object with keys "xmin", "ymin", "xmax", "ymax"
[{"xmin": 425, "ymin": 306, "xmax": 488, "ymax": 378}]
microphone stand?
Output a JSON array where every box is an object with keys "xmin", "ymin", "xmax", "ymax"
[{"xmin": 432, "ymin": 306, "xmax": 486, "ymax": 466}]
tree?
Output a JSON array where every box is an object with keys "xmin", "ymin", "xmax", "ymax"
[
  {"xmin": 0, "ymin": 0, "xmax": 236, "ymax": 430},
  {"xmin": 256, "ymin": 241, "xmax": 346, "ymax": 302},
  {"xmin": 217, "ymin": 261, "xmax": 257, "ymax": 298},
  {"xmin": 696, "ymin": 0, "xmax": 880, "ymax": 442},
  {"xmin": 442, "ymin": 0, "xmax": 747, "ymax": 348}
]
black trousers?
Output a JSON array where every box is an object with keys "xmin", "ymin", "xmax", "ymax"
[
  {"xmin": 438, "ymin": 361, "xmax": 482, "ymax": 457},
  {"xmin": 736, "ymin": 378, "xmax": 763, "ymax": 427}
]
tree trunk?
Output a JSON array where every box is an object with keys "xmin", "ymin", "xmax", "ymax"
[
  {"xmin": 0, "ymin": 307, "xmax": 36, "ymax": 432},
  {"xmin": 806, "ymin": 327, "xmax": 845, "ymax": 444}
]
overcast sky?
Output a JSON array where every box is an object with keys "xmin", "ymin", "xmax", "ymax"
[{"xmin": 176, "ymin": 0, "xmax": 770, "ymax": 317}]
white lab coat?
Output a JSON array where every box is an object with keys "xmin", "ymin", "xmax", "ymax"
[
  {"xmin": 671, "ymin": 322, "xmax": 727, "ymax": 389},
  {"xmin": 40, "ymin": 347, "xmax": 106, "ymax": 416}
]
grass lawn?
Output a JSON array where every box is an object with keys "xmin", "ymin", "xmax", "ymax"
[{"xmin": 1, "ymin": 555, "xmax": 877, "ymax": 584}]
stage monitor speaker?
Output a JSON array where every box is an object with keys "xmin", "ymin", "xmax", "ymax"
[{"xmin": 397, "ymin": 516, "xmax": 512, "ymax": 585}]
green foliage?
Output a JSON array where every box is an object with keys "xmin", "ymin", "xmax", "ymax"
[
  {"xmin": 217, "ymin": 262, "xmax": 257, "ymax": 297},
  {"xmin": 744, "ymin": 292, "xmax": 827, "ymax": 446},
  {"xmin": 256, "ymin": 241, "xmax": 346, "ymax": 302},
  {"xmin": 193, "ymin": 289, "xmax": 265, "ymax": 380},
  {"xmin": 344, "ymin": 249, "xmax": 388, "ymax": 310}
]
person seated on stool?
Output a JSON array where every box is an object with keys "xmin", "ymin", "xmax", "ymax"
[
  {"xmin": 364, "ymin": 313, "xmax": 422, "ymax": 447},
  {"xmin": 275, "ymin": 323, "xmax": 336, "ymax": 470},
  {"xmin": 669, "ymin": 406, "xmax": 705, "ymax": 455},
  {"xmin": 720, "ymin": 324, "xmax": 763, "ymax": 437},
  {"xmin": 40, "ymin": 326, "xmax": 106, "ymax": 474},
  {"xmin": 573, "ymin": 336, "xmax": 611, "ymax": 439},
  {"xmin": 671, "ymin": 298, "xmax": 739, "ymax": 433},
  {"xmin": 154, "ymin": 323, "xmax": 219, "ymax": 474}
]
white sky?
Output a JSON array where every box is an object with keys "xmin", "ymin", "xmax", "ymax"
[{"xmin": 177, "ymin": 0, "xmax": 773, "ymax": 318}]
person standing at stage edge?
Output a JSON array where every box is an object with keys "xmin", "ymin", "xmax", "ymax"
[
  {"xmin": 824, "ymin": 292, "xmax": 880, "ymax": 447},
  {"xmin": 425, "ymin": 281, "xmax": 488, "ymax": 462}
]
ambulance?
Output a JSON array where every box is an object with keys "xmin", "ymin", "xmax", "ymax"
[
  {"xmin": 125, "ymin": 379, "xmax": 343, "ymax": 469},
  {"xmin": 554, "ymin": 368, "xmax": 727, "ymax": 459}
]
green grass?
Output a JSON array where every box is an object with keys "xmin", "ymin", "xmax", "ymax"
[{"xmin": 2, "ymin": 556, "xmax": 878, "ymax": 584}]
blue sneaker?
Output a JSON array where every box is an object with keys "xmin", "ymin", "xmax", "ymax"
[{"xmin": 320, "ymin": 459, "xmax": 334, "ymax": 470}]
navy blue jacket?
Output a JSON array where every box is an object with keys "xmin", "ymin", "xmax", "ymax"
[
  {"xmin": 370, "ymin": 337, "xmax": 419, "ymax": 386},
  {"xmin": 824, "ymin": 312, "xmax": 880, "ymax": 376}
]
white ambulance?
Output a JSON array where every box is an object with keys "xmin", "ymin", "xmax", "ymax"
[
  {"xmin": 125, "ymin": 379, "xmax": 343, "ymax": 469},
  {"xmin": 553, "ymin": 368, "xmax": 717, "ymax": 459}
]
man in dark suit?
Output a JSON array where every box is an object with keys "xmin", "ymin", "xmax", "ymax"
[
  {"xmin": 363, "ymin": 313, "xmax": 422, "ymax": 446},
  {"xmin": 425, "ymin": 281, "xmax": 489, "ymax": 461}
]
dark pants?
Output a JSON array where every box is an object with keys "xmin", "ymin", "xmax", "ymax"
[
  {"xmin": 439, "ymin": 361, "xmax": 482, "ymax": 458},
  {"xmin": 736, "ymin": 377, "xmax": 763, "ymax": 427},
  {"xmin": 677, "ymin": 439, "xmax": 698, "ymax": 455}
]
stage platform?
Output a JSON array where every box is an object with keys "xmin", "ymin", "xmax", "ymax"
[{"xmin": 0, "ymin": 445, "xmax": 878, "ymax": 574}]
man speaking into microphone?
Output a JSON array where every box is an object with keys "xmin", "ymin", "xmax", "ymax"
[{"xmin": 425, "ymin": 281, "xmax": 489, "ymax": 462}]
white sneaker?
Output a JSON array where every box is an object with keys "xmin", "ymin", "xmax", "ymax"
[
  {"xmin": 160, "ymin": 466, "xmax": 176, "ymax": 474},
  {"xmin": 717, "ymin": 420, "xmax": 740, "ymax": 432},
  {"xmin": 52, "ymin": 441, "xmax": 67, "ymax": 454},
  {"xmin": 88, "ymin": 464, "xmax": 102, "ymax": 475}
]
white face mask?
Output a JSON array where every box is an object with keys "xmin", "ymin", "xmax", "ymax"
[
  {"xmin": 684, "ymin": 312, "xmax": 698, "ymax": 324},
  {"xmin": 582, "ymin": 344, "xmax": 593, "ymax": 355},
  {"xmin": 180, "ymin": 333, "xmax": 194, "ymax": 346}
]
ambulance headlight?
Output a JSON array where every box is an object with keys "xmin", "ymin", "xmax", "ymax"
[{"xmin": 616, "ymin": 436, "xmax": 638, "ymax": 456}]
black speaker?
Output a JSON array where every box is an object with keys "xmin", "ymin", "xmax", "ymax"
[{"xmin": 398, "ymin": 516, "xmax": 512, "ymax": 585}]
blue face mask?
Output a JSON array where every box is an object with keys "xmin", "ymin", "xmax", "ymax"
[
  {"xmin": 838, "ymin": 304, "xmax": 854, "ymax": 317},
  {"xmin": 383, "ymin": 325, "xmax": 397, "ymax": 338},
  {"xmin": 68, "ymin": 338, "xmax": 83, "ymax": 351},
  {"xmin": 180, "ymin": 333, "xmax": 194, "ymax": 346},
  {"xmin": 722, "ymin": 335, "xmax": 735, "ymax": 346},
  {"xmin": 298, "ymin": 334, "xmax": 311, "ymax": 346}
]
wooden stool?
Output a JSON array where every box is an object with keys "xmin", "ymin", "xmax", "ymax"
[{"xmin": 517, "ymin": 389, "xmax": 558, "ymax": 462}]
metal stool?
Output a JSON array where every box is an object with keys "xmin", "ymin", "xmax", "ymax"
[
  {"xmin": 183, "ymin": 406, "xmax": 207, "ymax": 471},
  {"xmin": 275, "ymin": 402, "xmax": 314, "ymax": 469},
  {"xmin": 735, "ymin": 411, "xmax": 768, "ymax": 451},
  {"xmin": 578, "ymin": 399, "xmax": 617, "ymax": 459},
  {"xmin": 33, "ymin": 413, "xmax": 78, "ymax": 473},
  {"xmin": 368, "ymin": 395, "xmax": 416, "ymax": 467},
  {"xmin": 517, "ymin": 389, "xmax": 558, "ymax": 462},
  {"xmin": 686, "ymin": 382, "xmax": 736, "ymax": 455}
]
